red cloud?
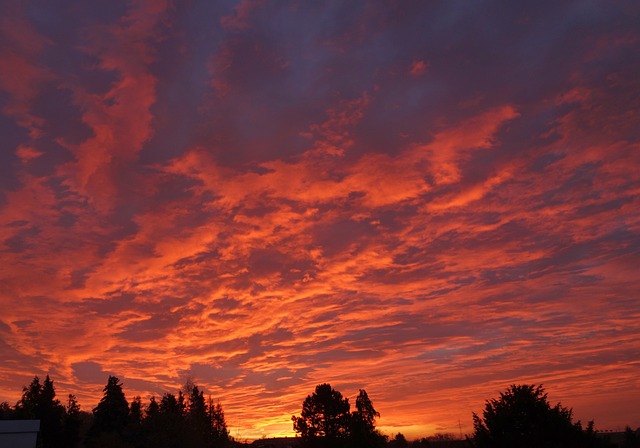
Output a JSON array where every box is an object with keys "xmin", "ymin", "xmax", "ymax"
[{"xmin": 409, "ymin": 60, "xmax": 428, "ymax": 76}]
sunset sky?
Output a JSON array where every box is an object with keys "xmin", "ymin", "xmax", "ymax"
[{"xmin": 1, "ymin": 0, "xmax": 639, "ymax": 440}]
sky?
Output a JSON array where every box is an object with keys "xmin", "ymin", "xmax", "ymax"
[{"xmin": 1, "ymin": 0, "xmax": 639, "ymax": 440}]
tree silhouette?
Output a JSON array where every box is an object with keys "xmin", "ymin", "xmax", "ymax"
[
  {"xmin": 140, "ymin": 396, "xmax": 162, "ymax": 448},
  {"xmin": 16, "ymin": 375, "xmax": 42, "ymax": 418},
  {"xmin": 146, "ymin": 395, "xmax": 159, "ymax": 418},
  {"xmin": 88, "ymin": 375, "xmax": 131, "ymax": 447},
  {"xmin": 40, "ymin": 375, "xmax": 66, "ymax": 448},
  {"xmin": 158, "ymin": 392, "xmax": 188, "ymax": 448},
  {"xmin": 351, "ymin": 389, "xmax": 386, "ymax": 448},
  {"xmin": 63, "ymin": 394, "xmax": 82, "ymax": 448},
  {"xmin": 0, "ymin": 401, "xmax": 13, "ymax": 419},
  {"xmin": 186, "ymin": 385, "xmax": 211, "ymax": 447},
  {"xmin": 389, "ymin": 432, "xmax": 409, "ymax": 448},
  {"xmin": 209, "ymin": 396, "xmax": 230, "ymax": 446},
  {"xmin": 14, "ymin": 375, "xmax": 66, "ymax": 447},
  {"xmin": 293, "ymin": 383, "xmax": 352, "ymax": 447},
  {"xmin": 472, "ymin": 384, "xmax": 609, "ymax": 448},
  {"xmin": 3, "ymin": 374, "xmax": 235, "ymax": 448},
  {"xmin": 93, "ymin": 376, "xmax": 129, "ymax": 432},
  {"xmin": 624, "ymin": 426, "xmax": 640, "ymax": 448},
  {"xmin": 129, "ymin": 396, "xmax": 143, "ymax": 426}
]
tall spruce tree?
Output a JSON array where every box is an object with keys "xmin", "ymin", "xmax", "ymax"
[
  {"xmin": 187, "ymin": 385, "xmax": 210, "ymax": 447},
  {"xmin": 88, "ymin": 375, "xmax": 130, "ymax": 447}
]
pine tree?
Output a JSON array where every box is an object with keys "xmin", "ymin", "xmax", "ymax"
[
  {"xmin": 63, "ymin": 394, "xmax": 82, "ymax": 448},
  {"xmin": 187, "ymin": 385, "xmax": 210, "ymax": 447},
  {"xmin": 208, "ymin": 396, "xmax": 230, "ymax": 446},
  {"xmin": 15, "ymin": 375, "xmax": 65, "ymax": 447},
  {"xmin": 40, "ymin": 375, "xmax": 65, "ymax": 448},
  {"xmin": 87, "ymin": 376, "xmax": 131, "ymax": 447}
]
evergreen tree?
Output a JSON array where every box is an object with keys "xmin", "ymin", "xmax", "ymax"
[
  {"xmin": 140, "ymin": 396, "xmax": 162, "ymax": 448},
  {"xmin": 187, "ymin": 385, "xmax": 210, "ymax": 447},
  {"xmin": 127, "ymin": 396, "xmax": 143, "ymax": 447},
  {"xmin": 146, "ymin": 396, "xmax": 159, "ymax": 419},
  {"xmin": 129, "ymin": 396, "xmax": 143, "ymax": 427},
  {"xmin": 177, "ymin": 390, "xmax": 186, "ymax": 416},
  {"xmin": 208, "ymin": 396, "xmax": 230, "ymax": 446},
  {"xmin": 92, "ymin": 376, "xmax": 129, "ymax": 432},
  {"xmin": 159, "ymin": 392, "xmax": 187, "ymax": 448},
  {"xmin": 39, "ymin": 375, "xmax": 66, "ymax": 448},
  {"xmin": 88, "ymin": 376, "xmax": 130, "ymax": 447},
  {"xmin": 63, "ymin": 394, "xmax": 82, "ymax": 448},
  {"xmin": 16, "ymin": 375, "xmax": 42, "ymax": 418},
  {"xmin": 15, "ymin": 375, "xmax": 65, "ymax": 447}
]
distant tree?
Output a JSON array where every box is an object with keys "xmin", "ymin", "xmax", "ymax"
[
  {"xmin": 624, "ymin": 426, "xmax": 640, "ymax": 448},
  {"xmin": 389, "ymin": 432, "xmax": 409, "ymax": 448},
  {"xmin": 350, "ymin": 389, "xmax": 386, "ymax": 448},
  {"xmin": 87, "ymin": 376, "xmax": 131, "ymax": 447},
  {"xmin": 140, "ymin": 396, "xmax": 162, "ymax": 448},
  {"xmin": 209, "ymin": 396, "xmax": 230, "ymax": 446},
  {"xmin": 14, "ymin": 375, "xmax": 66, "ymax": 447},
  {"xmin": 472, "ymin": 384, "xmax": 609, "ymax": 448},
  {"xmin": 63, "ymin": 394, "xmax": 82, "ymax": 448},
  {"xmin": 16, "ymin": 375, "xmax": 42, "ymax": 418},
  {"xmin": 177, "ymin": 390, "xmax": 186, "ymax": 416},
  {"xmin": 129, "ymin": 396, "xmax": 143, "ymax": 426},
  {"xmin": 0, "ymin": 401, "xmax": 13, "ymax": 419},
  {"xmin": 93, "ymin": 376, "xmax": 129, "ymax": 432},
  {"xmin": 146, "ymin": 396, "xmax": 159, "ymax": 419},
  {"xmin": 186, "ymin": 385, "xmax": 210, "ymax": 447},
  {"xmin": 40, "ymin": 375, "xmax": 66, "ymax": 448},
  {"xmin": 126, "ymin": 395, "xmax": 143, "ymax": 447},
  {"xmin": 293, "ymin": 383, "xmax": 352, "ymax": 447},
  {"xmin": 429, "ymin": 433, "xmax": 456, "ymax": 441},
  {"xmin": 158, "ymin": 392, "xmax": 187, "ymax": 448},
  {"xmin": 410, "ymin": 438, "xmax": 429, "ymax": 448}
]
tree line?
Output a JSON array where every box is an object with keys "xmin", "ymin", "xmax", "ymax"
[
  {"xmin": 2, "ymin": 377, "xmax": 639, "ymax": 448},
  {"xmin": 0, "ymin": 374, "xmax": 230, "ymax": 448},
  {"xmin": 291, "ymin": 383, "xmax": 640, "ymax": 448}
]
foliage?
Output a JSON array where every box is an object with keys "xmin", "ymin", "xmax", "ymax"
[
  {"xmin": 0, "ymin": 401, "xmax": 13, "ymax": 419},
  {"xmin": 389, "ymin": 432, "xmax": 409, "ymax": 448},
  {"xmin": 472, "ymin": 384, "xmax": 610, "ymax": 448},
  {"xmin": 624, "ymin": 426, "xmax": 640, "ymax": 448},
  {"xmin": 351, "ymin": 389, "xmax": 386, "ymax": 448},
  {"xmin": 14, "ymin": 375, "xmax": 67, "ymax": 447},
  {"xmin": 293, "ymin": 383, "xmax": 352, "ymax": 447},
  {"xmin": 137, "ymin": 385, "xmax": 230, "ymax": 448},
  {"xmin": 209, "ymin": 396, "xmax": 230, "ymax": 444},
  {"xmin": 92, "ymin": 376, "xmax": 130, "ymax": 433},
  {"xmin": 64, "ymin": 394, "xmax": 83, "ymax": 448},
  {"xmin": 293, "ymin": 384, "xmax": 386, "ymax": 448},
  {"xmin": 86, "ymin": 375, "xmax": 130, "ymax": 447},
  {"xmin": 129, "ymin": 395, "xmax": 143, "ymax": 426},
  {"xmin": 0, "ymin": 374, "xmax": 232, "ymax": 448}
]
